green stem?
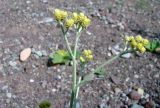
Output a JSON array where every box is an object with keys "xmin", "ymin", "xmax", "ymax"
[
  {"xmin": 76, "ymin": 49, "xmax": 135, "ymax": 88},
  {"xmin": 94, "ymin": 49, "xmax": 134, "ymax": 73},
  {"xmin": 70, "ymin": 30, "xmax": 81, "ymax": 108},
  {"xmin": 60, "ymin": 24, "xmax": 74, "ymax": 58}
]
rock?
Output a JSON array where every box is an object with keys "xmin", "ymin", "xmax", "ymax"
[
  {"xmin": 20, "ymin": 48, "xmax": 31, "ymax": 61},
  {"xmin": 38, "ymin": 17, "xmax": 54, "ymax": 24},
  {"xmin": 42, "ymin": 81, "xmax": 47, "ymax": 88},
  {"xmin": 131, "ymin": 104, "xmax": 144, "ymax": 108},
  {"xmin": 110, "ymin": 75, "xmax": 120, "ymax": 84},
  {"xmin": 99, "ymin": 103, "xmax": 109, "ymax": 108},
  {"xmin": 6, "ymin": 93, "xmax": 12, "ymax": 98},
  {"xmin": 121, "ymin": 53, "xmax": 132, "ymax": 58},
  {"xmin": 41, "ymin": 0, "xmax": 48, "ymax": 3},
  {"xmin": 144, "ymin": 100, "xmax": 155, "ymax": 108},
  {"xmin": 9, "ymin": 61, "xmax": 17, "ymax": 67},
  {"xmin": 137, "ymin": 88, "xmax": 144, "ymax": 96},
  {"xmin": 114, "ymin": 88, "xmax": 121, "ymax": 95},
  {"xmin": 30, "ymin": 79, "xmax": 34, "ymax": 83},
  {"xmin": 129, "ymin": 91, "xmax": 142, "ymax": 100}
]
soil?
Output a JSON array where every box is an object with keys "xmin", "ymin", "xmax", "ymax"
[{"xmin": 0, "ymin": 0, "xmax": 160, "ymax": 108}]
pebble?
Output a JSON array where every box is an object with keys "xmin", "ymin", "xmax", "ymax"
[
  {"xmin": 134, "ymin": 74, "xmax": 139, "ymax": 78},
  {"xmin": 26, "ymin": 1, "xmax": 31, "ymax": 4},
  {"xmin": 52, "ymin": 88, "xmax": 56, "ymax": 92},
  {"xmin": 110, "ymin": 75, "xmax": 120, "ymax": 84},
  {"xmin": 41, "ymin": 0, "xmax": 48, "ymax": 3},
  {"xmin": 30, "ymin": 79, "xmax": 34, "ymax": 83},
  {"xmin": 129, "ymin": 91, "xmax": 142, "ymax": 100},
  {"xmin": 9, "ymin": 61, "xmax": 17, "ymax": 67},
  {"xmin": 6, "ymin": 93, "xmax": 12, "ymax": 98},
  {"xmin": 114, "ymin": 88, "xmax": 121, "ymax": 95},
  {"xmin": 144, "ymin": 101, "xmax": 155, "ymax": 108},
  {"xmin": 137, "ymin": 88, "xmax": 144, "ymax": 96},
  {"xmin": 121, "ymin": 53, "xmax": 132, "ymax": 58},
  {"xmin": 131, "ymin": 104, "xmax": 144, "ymax": 108},
  {"xmin": 38, "ymin": 17, "xmax": 54, "ymax": 24},
  {"xmin": 20, "ymin": 48, "xmax": 32, "ymax": 61}
]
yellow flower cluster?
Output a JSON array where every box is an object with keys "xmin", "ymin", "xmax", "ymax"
[
  {"xmin": 54, "ymin": 9, "xmax": 68, "ymax": 21},
  {"xmin": 80, "ymin": 50, "xmax": 93, "ymax": 63},
  {"xmin": 54, "ymin": 9, "xmax": 91, "ymax": 29},
  {"xmin": 65, "ymin": 19, "xmax": 74, "ymax": 29},
  {"xmin": 125, "ymin": 35, "xmax": 149, "ymax": 53}
]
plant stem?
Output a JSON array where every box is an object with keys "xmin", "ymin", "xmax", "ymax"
[{"xmin": 69, "ymin": 30, "xmax": 81, "ymax": 108}]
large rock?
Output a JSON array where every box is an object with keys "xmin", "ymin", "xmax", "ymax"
[
  {"xmin": 129, "ymin": 91, "xmax": 142, "ymax": 100},
  {"xmin": 20, "ymin": 48, "xmax": 31, "ymax": 61}
]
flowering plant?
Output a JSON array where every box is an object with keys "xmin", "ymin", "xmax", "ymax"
[{"xmin": 51, "ymin": 9, "xmax": 150, "ymax": 108}]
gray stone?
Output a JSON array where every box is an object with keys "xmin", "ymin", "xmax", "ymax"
[
  {"xmin": 131, "ymin": 104, "xmax": 144, "ymax": 108},
  {"xmin": 6, "ymin": 93, "xmax": 12, "ymax": 98}
]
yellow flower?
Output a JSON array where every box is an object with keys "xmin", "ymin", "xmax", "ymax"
[
  {"xmin": 61, "ymin": 10, "xmax": 68, "ymax": 20},
  {"xmin": 81, "ymin": 16, "xmax": 91, "ymax": 28},
  {"xmin": 135, "ymin": 35, "xmax": 143, "ymax": 42},
  {"xmin": 80, "ymin": 56, "xmax": 85, "ymax": 63},
  {"xmin": 83, "ymin": 50, "xmax": 92, "ymax": 56},
  {"xmin": 65, "ymin": 19, "xmax": 74, "ymax": 28},
  {"xmin": 130, "ymin": 39, "xmax": 137, "ymax": 48},
  {"xmin": 78, "ymin": 13, "xmax": 85, "ymax": 22},
  {"xmin": 142, "ymin": 38, "xmax": 149, "ymax": 46},
  {"xmin": 139, "ymin": 46, "xmax": 146, "ymax": 53},
  {"xmin": 86, "ymin": 54, "xmax": 93, "ymax": 60},
  {"xmin": 72, "ymin": 12, "xmax": 78, "ymax": 23},
  {"xmin": 54, "ymin": 9, "xmax": 61, "ymax": 21},
  {"xmin": 129, "ymin": 36, "xmax": 134, "ymax": 41},
  {"xmin": 137, "ymin": 43, "xmax": 143, "ymax": 49},
  {"xmin": 54, "ymin": 9, "xmax": 68, "ymax": 21}
]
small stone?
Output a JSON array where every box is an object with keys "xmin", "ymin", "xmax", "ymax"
[
  {"xmin": 26, "ymin": 1, "xmax": 31, "ymax": 4},
  {"xmin": 86, "ymin": 31, "xmax": 92, "ymax": 35},
  {"xmin": 121, "ymin": 53, "xmax": 132, "ymax": 58},
  {"xmin": 131, "ymin": 104, "xmax": 144, "ymax": 108},
  {"xmin": 20, "ymin": 48, "xmax": 32, "ymax": 61},
  {"xmin": 6, "ymin": 93, "xmax": 12, "ymax": 98},
  {"xmin": 107, "ymin": 52, "xmax": 112, "ymax": 57},
  {"xmin": 114, "ymin": 88, "xmax": 121, "ymax": 95},
  {"xmin": 134, "ymin": 74, "xmax": 139, "ymax": 78},
  {"xmin": 30, "ymin": 79, "xmax": 34, "ymax": 83},
  {"xmin": 42, "ymin": 81, "xmax": 47, "ymax": 88},
  {"xmin": 41, "ymin": 0, "xmax": 48, "ymax": 3},
  {"xmin": 144, "ymin": 101, "xmax": 155, "ymax": 108},
  {"xmin": 110, "ymin": 75, "xmax": 120, "ymax": 84},
  {"xmin": 137, "ymin": 88, "xmax": 144, "ymax": 96},
  {"xmin": 129, "ymin": 91, "xmax": 142, "ymax": 100},
  {"xmin": 52, "ymin": 88, "xmax": 56, "ymax": 92},
  {"xmin": 9, "ymin": 61, "xmax": 17, "ymax": 67},
  {"xmin": 38, "ymin": 17, "xmax": 54, "ymax": 24}
]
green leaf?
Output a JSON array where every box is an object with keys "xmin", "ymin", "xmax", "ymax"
[
  {"xmin": 39, "ymin": 100, "xmax": 51, "ymax": 108},
  {"xmin": 94, "ymin": 67, "xmax": 106, "ymax": 78},
  {"xmin": 49, "ymin": 50, "xmax": 71, "ymax": 64},
  {"xmin": 145, "ymin": 40, "xmax": 160, "ymax": 53},
  {"xmin": 77, "ymin": 73, "xmax": 95, "ymax": 87},
  {"xmin": 49, "ymin": 50, "xmax": 81, "ymax": 65}
]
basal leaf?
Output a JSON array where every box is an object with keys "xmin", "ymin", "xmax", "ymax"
[
  {"xmin": 94, "ymin": 67, "xmax": 106, "ymax": 78},
  {"xmin": 145, "ymin": 40, "xmax": 160, "ymax": 52},
  {"xmin": 49, "ymin": 50, "xmax": 71, "ymax": 64}
]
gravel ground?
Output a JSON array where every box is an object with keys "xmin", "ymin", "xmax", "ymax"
[{"xmin": 0, "ymin": 0, "xmax": 160, "ymax": 108}]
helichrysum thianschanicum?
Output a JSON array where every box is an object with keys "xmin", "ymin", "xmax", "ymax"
[
  {"xmin": 80, "ymin": 50, "xmax": 93, "ymax": 63},
  {"xmin": 54, "ymin": 9, "xmax": 91, "ymax": 29},
  {"xmin": 65, "ymin": 19, "xmax": 74, "ymax": 28},
  {"xmin": 54, "ymin": 9, "xmax": 68, "ymax": 21},
  {"xmin": 125, "ymin": 35, "xmax": 149, "ymax": 53}
]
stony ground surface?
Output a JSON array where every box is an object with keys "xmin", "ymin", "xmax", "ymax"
[{"xmin": 0, "ymin": 0, "xmax": 160, "ymax": 108}]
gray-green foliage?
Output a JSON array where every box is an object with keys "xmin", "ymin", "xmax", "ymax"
[{"xmin": 135, "ymin": 0, "xmax": 151, "ymax": 11}]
